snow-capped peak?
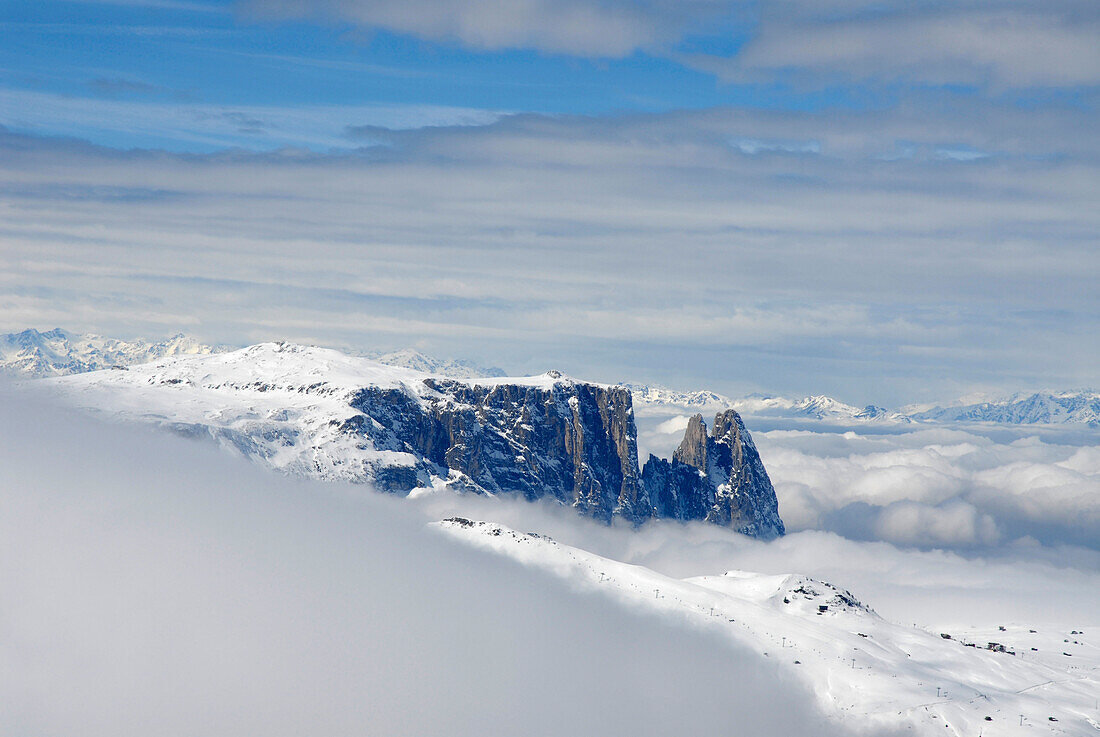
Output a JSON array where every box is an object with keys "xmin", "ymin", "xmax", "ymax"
[
  {"xmin": 626, "ymin": 383, "xmax": 911, "ymax": 423},
  {"xmin": 0, "ymin": 328, "xmax": 223, "ymax": 379},
  {"xmin": 907, "ymin": 390, "xmax": 1100, "ymax": 427}
]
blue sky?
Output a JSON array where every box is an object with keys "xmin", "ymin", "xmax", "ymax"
[
  {"xmin": 0, "ymin": 0, "xmax": 882, "ymax": 151},
  {"xmin": 0, "ymin": 0, "xmax": 1097, "ymax": 404}
]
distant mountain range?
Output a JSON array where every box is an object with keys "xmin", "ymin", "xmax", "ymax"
[
  {"xmin": 358, "ymin": 347, "xmax": 506, "ymax": 379},
  {"xmin": 623, "ymin": 384, "xmax": 912, "ymax": 424},
  {"xmin": 628, "ymin": 383, "xmax": 1099, "ymax": 428},
  {"xmin": 0, "ymin": 328, "xmax": 505, "ymax": 381},
  {"xmin": 0, "ymin": 328, "xmax": 219, "ymax": 379},
  {"xmin": 4, "ymin": 328, "xmax": 1097, "ymax": 428},
  {"xmin": 902, "ymin": 392, "xmax": 1100, "ymax": 427}
]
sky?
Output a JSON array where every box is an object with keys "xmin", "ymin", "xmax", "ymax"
[{"xmin": 1, "ymin": 0, "xmax": 1098, "ymax": 405}]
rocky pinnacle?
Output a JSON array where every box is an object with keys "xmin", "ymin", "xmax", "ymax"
[{"xmin": 345, "ymin": 379, "xmax": 784, "ymax": 537}]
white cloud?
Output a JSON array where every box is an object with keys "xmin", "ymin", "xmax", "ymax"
[
  {"xmin": 751, "ymin": 423, "xmax": 1100, "ymax": 551},
  {"xmin": 0, "ymin": 389, "xmax": 856, "ymax": 737},
  {"xmin": 872, "ymin": 499, "xmax": 1001, "ymax": 548},
  {"xmin": 717, "ymin": 1, "xmax": 1100, "ymax": 88},
  {"xmin": 0, "ymin": 99, "xmax": 1096, "ymax": 402},
  {"xmin": 241, "ymin": 0, "xmax": 732, "ymax": 57},
  {"xmin": 653, "ymin": 414, "xmax": 690, "ymax": 436},
  {"xmin": 242, "ymin": 0, "xmax": 1100, "ymax": 89}
]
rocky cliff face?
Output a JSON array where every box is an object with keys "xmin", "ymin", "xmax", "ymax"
[
  {"xmin": 344, "ymin": 378, "xmax": 782, "ymax": 535},
  {"xmin": 343, "ymin": 378, "xmax": 649, "ymax": 524},
  {"xmin": 641, "ymin": 412, "xmax": 785, "ymax": 539}
]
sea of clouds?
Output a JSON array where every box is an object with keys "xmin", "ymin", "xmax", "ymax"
[
  {"xmin": 0, "ymin": 390, "xmax": 870, "ymax": 737},
  {"xmin": 3, "ymin": 387, "xmax": 1096, "ymax": 736},
  {"xmin": 638, "ymin": 413, "xmax": 1100, "ymax": 554}
]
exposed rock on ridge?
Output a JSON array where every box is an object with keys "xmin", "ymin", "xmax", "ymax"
[
  {"xmin": 342, "ymin": 379, "xmax": 649, "ymax": 524},
  {"xmin": 642, "ymin": 412, "xmax": 785, "ymax": 539},
  {"xmin": 344, "ymin": 379, "xmax": 782, "ymax": 535}
]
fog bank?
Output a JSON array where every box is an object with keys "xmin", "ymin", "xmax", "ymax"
[{"xmin": 0, "ymin": 390, "xmax": 860, "ymax": 737}]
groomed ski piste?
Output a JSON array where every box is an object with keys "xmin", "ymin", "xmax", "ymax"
[{"xmin": 435, "ymin": 518, "xmax": 1100, "ymax": 736}]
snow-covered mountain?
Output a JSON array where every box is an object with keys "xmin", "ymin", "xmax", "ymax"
[
  {"xmin": 47, "ymin": 342, "xmax": 784, "ymax": 537},
  {"xmin": 908, "ymin": 391, "xmax": 1100, "ymax": 428},
  {"xmin": 1, "ymin": 327, "xmax": 508, "ymax": 383},
  {"xmin": 630, "ymin": 382, "xmax": 1100, "ymax": 428},
  {"xmin": 622, "ymin": 383, "xmax": 734, "ymax": 410},
  {"xmin": 360, "ymin": 347, "xmax": 506, "ymax": 379},
  {"xmin": 439, "ymin": 517, "xmax": 1100, "ymax": 737},
  {"xmin": 14, "ymin": 328, "xmax": 1094, "ymax": 429},
  {"xmin": 626, "ymin": 383, "xmax": 911, "ymax": 424},
  {"xmin": 0, "ymin": 328, "xmax": 220, "ymax": 379},
  {"xmin": 781, "ymin": 394, "xmax": 912, "ymax": 422}
]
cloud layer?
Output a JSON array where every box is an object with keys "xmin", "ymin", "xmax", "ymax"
[
  {"xmin": 1, "ymin": 389, "xmax": 856, "ymax": 737},
  {"xmin": 698, "ymin": 0, "xmax": 1100, "ymax": 88},
  {"xmin": 1, "ymin": 94, "xmax": 1096, "ymax": 403},
  {"xmin": 767, "ymin": 427, "xmax": 1100, "ymax": 547},
  {"xmin": 244, "ymin": 0, "xmax": 1100, "ymax": 89},
  {"xmin": 638, "ymin": 411, "xmax": 1100, "ymax": 552}
]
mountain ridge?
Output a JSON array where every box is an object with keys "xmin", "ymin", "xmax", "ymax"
[
  {"xmin": 8, "ymin": 328, "xmax": 1096, "ymax": 428},
  {"xmin": 628, "ymin": 382, "xmax": 1100, "ymax": 428},
  {"xmin": 46, "ymin": 342, "xmax": 785, "ymax": 538},
  {"xmin": 0, "ymin": 328, "xmax": 220, "ymax": 379}
]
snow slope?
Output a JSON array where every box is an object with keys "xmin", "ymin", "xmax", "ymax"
[{"xmin": 437, "ymin": 518, "xmax": 1100, "ymax": 737}]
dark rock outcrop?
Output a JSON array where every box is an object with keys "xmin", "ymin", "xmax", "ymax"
[
  {"xmin": 340, "ymin": 378, "xmax": 783, "ymax": 537},
  {"xmin": 641, "ymin": 411, "xmax": 785, "ymax": 539},
  {"xmin": 345, "ymin": 379, "xmax": 648, "ymax": 524}
]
